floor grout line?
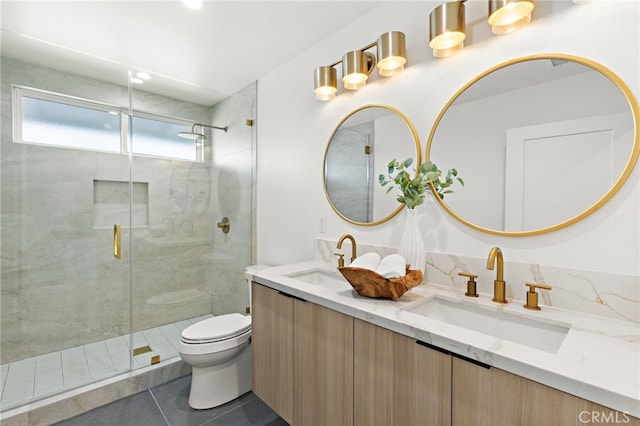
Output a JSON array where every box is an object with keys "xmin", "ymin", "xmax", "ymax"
[
  {"xmin": 148, "ymin": 388, "xmax": 171, "ymax": 426},
  {"xmin": 200, "ymin": 394, "xmax": 260, "ymax": 426}
]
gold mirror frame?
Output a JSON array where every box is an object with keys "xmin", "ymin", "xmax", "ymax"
[
  {"xmin": 426, "ymin": 54, "xmax": 640, "ymax": 237},
  {"xmin": 323, "ymin": 104, "xmax": 422, "ymax": 226}
]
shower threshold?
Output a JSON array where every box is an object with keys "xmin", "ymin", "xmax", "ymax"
[{"xmin": 0, "ymin": 314, "xmax": 212, "ymax": 412}]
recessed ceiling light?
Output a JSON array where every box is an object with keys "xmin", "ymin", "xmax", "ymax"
[
  {"xmin": 183, "ymin": 0, "xmax": 203, "ymax": 9},
  {"xmin": 135, "ymin": 71, "xmax": 151, "ymax": 81},
  {"xmin": 131, "ymin": 77, "xmax": 144, "ymax": 84}
]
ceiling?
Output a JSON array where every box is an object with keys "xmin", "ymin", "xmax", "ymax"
[{"xmin": 0, "ymin": 1, "xmax": 384, "ymax": 105}]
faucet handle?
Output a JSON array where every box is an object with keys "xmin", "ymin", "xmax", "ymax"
[
  {"xmin": 458, "ymin": 272, "xmax": 479, "ymax": 298},
  {"xmin": 334, "ymin": 253, "xmax": 345, "ymax": 268},
  {"xmin": 524, "ymin": 282, "xmax": 552, "ymax": 310}
]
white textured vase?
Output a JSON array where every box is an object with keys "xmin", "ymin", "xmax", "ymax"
[{"xmin": 399, "ymin": 208, "xmax": 425, "ymax": 274}]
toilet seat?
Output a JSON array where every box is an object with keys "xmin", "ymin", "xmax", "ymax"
[{"xmin": 181, "ymin": 313, "xmax": 251, "ymax": 344}]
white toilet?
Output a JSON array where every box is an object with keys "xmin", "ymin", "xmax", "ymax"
[{"xmin": 178, "ymin": 312, "xmax": 252, "ymax": 409}]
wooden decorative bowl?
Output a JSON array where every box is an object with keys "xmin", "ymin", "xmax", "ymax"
[{"xmin": 338, "ymin": 266, "xmax": 423, "ymax": 300}]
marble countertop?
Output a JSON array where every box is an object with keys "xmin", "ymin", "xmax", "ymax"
[{"xmin": 251, "ymin": 260, "xmax": 640, "ymax": 418}]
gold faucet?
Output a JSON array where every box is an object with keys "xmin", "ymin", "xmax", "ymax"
[
  {"xmin": 336, "ymin": 234, "xmax": 357, "ymax": 265},
  {"xmin": 524, "ymin": 282, "xmax": 552, "ymax": 310},
  {"xmin": 487, "ymin": 246, "xmax": 507, "ymax": 304}
]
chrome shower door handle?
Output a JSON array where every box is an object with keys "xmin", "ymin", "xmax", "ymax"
[{"xmin": 113, "ymin": 224, "xmax": 121, "ymax": 259}]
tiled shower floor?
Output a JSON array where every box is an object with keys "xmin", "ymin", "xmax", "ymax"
[{"xmin": 0, "ymin": 314, "xmax": 212, "ymax": 411}]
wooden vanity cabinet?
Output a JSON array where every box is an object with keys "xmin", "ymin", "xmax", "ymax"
[
  {"xmin": 353, "ymin": 320, "xmax": 638, "ymax": 426},
  {"xmin": 353, "ymin": 319, "xmax": 451, "ymax": 426},
  {"xmin": 452, "ymin": 356, "xmax": 640, "ymax": 426},
  {"xmin": 294, "ymin": 295, "xmax": 354, "ymax": 425},
  {"xmin": 253, "ymin": 282, "xmax": 638, "ymax": 426},
  {"xmin": 251, "ymin": 282, "xmax": 354, "ymax": 426},
  {"xmin": 251, "ymin": 282, "xmax": 294, "ymax": 423}
]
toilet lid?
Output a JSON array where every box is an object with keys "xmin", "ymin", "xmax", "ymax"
[{"xmin": 181, "ymin": 313, "xmax": 251, "ymax": 343}]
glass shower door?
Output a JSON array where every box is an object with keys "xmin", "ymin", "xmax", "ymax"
[
  {"xmin": 126, "ymin": 70, "xmax": 215, "ymax": 369},
  {"xmin": 0, "ymin": 37, "xmax": 133, "ymax": 411}
]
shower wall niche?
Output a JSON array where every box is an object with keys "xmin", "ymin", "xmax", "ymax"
[{"xmin": 94, "ymin": 180, "xmax": 149, "ymax": 228}]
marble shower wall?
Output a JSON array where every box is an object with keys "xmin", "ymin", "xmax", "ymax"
[
  {"xmin": 1, "ymin": 57, "xmax": 254, "ymax": 363},
  {"xmin": 317, "ymin": 238, "xmax": 639, "ymax": 324}
]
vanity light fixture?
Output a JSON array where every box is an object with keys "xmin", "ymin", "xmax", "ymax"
[
  {"xmin": 488, "ymin": 0, "xmax": 535, "ymax": 35},
  {"xmin": 376, "ymin": 31, "xmax": 407, "ymax": 76},
  {"xmin": 429, "ymin": 1, "xmax": 466, "ymax": 58},
  {"xmin": 314, "ymin": 66, "xmax": 338, "ymax": 101},
  {"xmin": 428, "ymin": 0, "xmax": 535, "ymax": 57},
  {"xmin": 313, "ymin": 31, "xmax": 407, "ymax": 101},
  {"xmin": 342, "ymin": 50, "xmax": 376, "ymax": 90}
]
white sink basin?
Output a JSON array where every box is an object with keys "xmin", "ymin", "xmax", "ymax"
[
  {"xmin": 284, "ymin": 268, "xmax": 350, "ymax": 290},
  {"xmin": 404, "ymin": 296, "xmax": 570, "ymax": 353}
]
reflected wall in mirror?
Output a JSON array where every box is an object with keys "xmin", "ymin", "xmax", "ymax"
[
  {"xmin": 427, "ymin": 54, "xmax": 639, "ymax": 236},
  {"xmin": 324, "ymin": 104, "xmax": 421, "ymax": 225}
]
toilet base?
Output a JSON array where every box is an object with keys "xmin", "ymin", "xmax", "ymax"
[{"xmin": 187, "ymin": 342, "xmax": 252, "ymax": 410}]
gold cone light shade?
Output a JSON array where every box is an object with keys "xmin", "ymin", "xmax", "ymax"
[
  {"xmin": 377, "ymin": 31, "xmax": 407, "ymax": 77},
  {"xmin": 314, "ymin": 66, "xmax": 338, "ymax": 101},
  {"xmin": 342, "ymin": 50, "xmax": 376, "ymax": 90},
  {"xmin": 429, "ymin": 1, "xmax": 466, "ymax": 58},
  {"xmin": 488, "ymin": 0, "xmax": 535, "ymax": 35}
]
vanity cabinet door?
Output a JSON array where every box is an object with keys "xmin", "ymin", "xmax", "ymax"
[
  {"xmin": 451, "ymin": 357, "xmax": 640, "ymax": 426},
  {"xmin": 452, "ymin": 356, "xmax": 575, "ymax": 425},
  {"xmin": 294, "ymin": 299, "xmax": 354, "ymax": 426},
  {"xmin": 353, "ymin": 319, "xmax": 452, "ymax": 426},
  {"xmin": 251, "ymin": 283, "xmax": 294, "ymax": 424}
]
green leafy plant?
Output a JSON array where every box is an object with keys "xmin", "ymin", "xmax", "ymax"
[{"xmin": 378, "ymin": 158, "xmax": 463, "ymax": 209}]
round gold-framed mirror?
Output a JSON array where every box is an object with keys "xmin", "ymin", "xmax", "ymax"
[
  {"xmin": 426, "ymin": 54, "xmax": 639, "ymax": 237},
  {"xmin": 323, "ymin": 104, "xmax": 421, "ymax": 226}
]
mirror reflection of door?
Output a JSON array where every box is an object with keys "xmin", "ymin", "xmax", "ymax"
[
  {"xmin": 428, "ymin": 55, "xmax": 638, "ymax": 236},
  {"xmin": 504, "ymin": 113, "xmax": 633, "ymax": 231}
]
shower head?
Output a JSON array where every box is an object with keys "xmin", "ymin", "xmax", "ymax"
[
  {"xmin": 178, "ymin": 130, "xmax": 205, "ymax": 140},
  {"xmin": 178, "ymin": 123, "xmax": 228, "ymax": 140}
]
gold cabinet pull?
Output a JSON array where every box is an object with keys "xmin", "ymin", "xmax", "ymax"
[{"xmin": 113, "ymin": 224, "xmax": 121, "ymax": 259}]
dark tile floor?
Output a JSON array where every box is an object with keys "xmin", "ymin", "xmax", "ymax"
[{"xmin": 54, "ymin": 375, "xmax": 288, "ymax": 426}]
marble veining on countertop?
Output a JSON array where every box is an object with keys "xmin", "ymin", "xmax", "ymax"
[{"xmin": 252, "ymin": 260, "xmax": 640, "ymax": 418}]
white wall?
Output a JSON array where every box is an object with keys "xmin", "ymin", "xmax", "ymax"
[{"xmin": 256, "ymin": 0, "xmax": 639, "ymax": 276}]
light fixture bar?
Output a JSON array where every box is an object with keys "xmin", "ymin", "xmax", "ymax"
[
  {"xmin": 313, "ymin": 31, "xmax": 407, "ymax": 101},
  {"xmin": 358, "ymin": 41, "xmax": 378, "ymax": 52}
]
